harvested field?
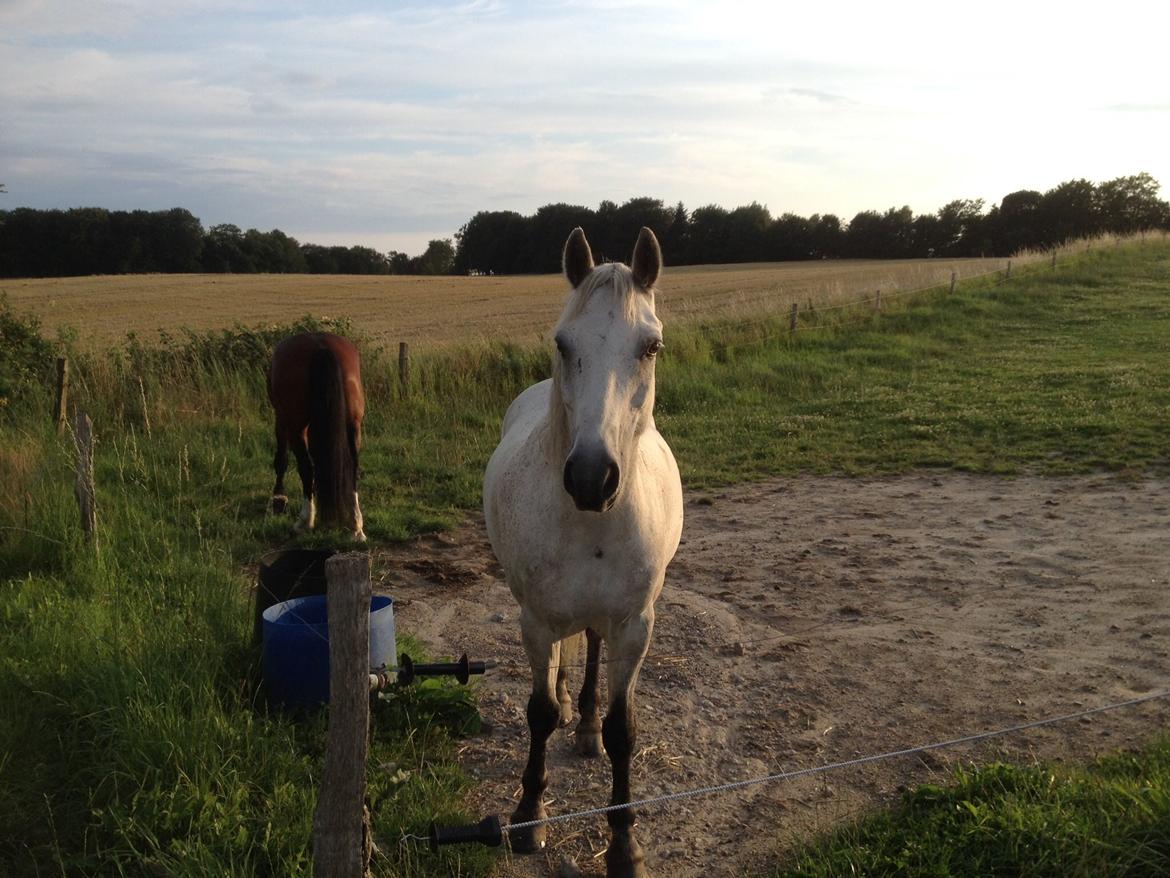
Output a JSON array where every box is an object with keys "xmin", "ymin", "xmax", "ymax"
[{"xmin": 2, "ymin": 257, "xmax": 1009, "ymax": 350}]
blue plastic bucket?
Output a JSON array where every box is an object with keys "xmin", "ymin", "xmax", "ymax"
[{"xmin": 262, "ymin": 594, "xmax": 396, "ymax": 709}]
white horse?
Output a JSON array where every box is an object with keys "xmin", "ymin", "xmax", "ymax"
[{"xmin": 484, "ymin": 227, "xmax": 683, "ymax": 877}]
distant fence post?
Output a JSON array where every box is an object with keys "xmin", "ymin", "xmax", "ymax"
[
  {"xmin": 313, "ymin": 552, "xmax": 373, "ymax": 878},
  {"xmin": 949, "ymin": 271, "xmax": 956, "ymax": 294},
  {"xmin": 1051, "ymin": 251, "xmax": 1057, "ymax": 269},
  {"xmin": 54, "ymin": 357, "xmax": 69, "ymax": 435},
  {"xmin": 789, "ymin": 303, "xmax": 798, "ymax": 333},
  {"xmin": 73, "ymin": 411, "xmax": 98, "ymax": 547},
  {"xmin": 138, "ymin": 377, "xmax": 152, "ymax": 438},
  {"xmin": 874, "ymin": 289, "xmax": 882, "ymax": 312},
  {"xmin": 1005, "ymin": 260, "xmax": 1012, "ymax": 280},
  {"xmin": 398, "ymin": 342, "xmax": 410, "ymax": 396}
]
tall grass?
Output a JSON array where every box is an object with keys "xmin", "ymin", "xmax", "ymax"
[{"xmin": 1, "ymin": 238, "xmax": 1168, "ymax": 875}]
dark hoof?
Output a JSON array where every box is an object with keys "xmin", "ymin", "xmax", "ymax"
[
  {"xmin": 574, "ymin": 725, "xmax": 603, "ymax": 758},
  {"xmin": 605, "ymin": 836, "xmax": 646, "ymax": 878},
  {"xmin": 271, "ymin": 495, "xmax": 288, "ymax": 514},
  {"xmin": 507, "ymin": 821, "xmax": 547, "ymax": 854}
]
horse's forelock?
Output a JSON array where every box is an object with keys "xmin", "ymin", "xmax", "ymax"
[{"xmin": 560, "ymin": 262, "xmax": 648, "ymax": 326}]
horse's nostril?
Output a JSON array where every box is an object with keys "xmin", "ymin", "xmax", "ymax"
[
  {"xmin": 602, "ymin": 463, "xmax": 620, "ymax": 501},
  {"xmin": 563, "ymin": 460, "xmax": 575, "ymax": 497}
]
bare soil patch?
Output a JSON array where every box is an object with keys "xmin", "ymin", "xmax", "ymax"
[{"xmin": 376, "ymin": 473, "xmax": 1170, "ymax": 876}]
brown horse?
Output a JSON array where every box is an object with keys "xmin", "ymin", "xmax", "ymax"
[{"xmin": 267, "ymin": 332, "xmax": 366, "ymax": 541}]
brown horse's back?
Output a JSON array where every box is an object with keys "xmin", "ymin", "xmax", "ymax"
[{"xmin": 268, "ymin": 332, "xmax": 365, "ymax": 434}]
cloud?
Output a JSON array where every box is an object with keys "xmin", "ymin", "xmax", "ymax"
[{"xmin": 2, "ymin": 1, "xmax": 1169, "ymax": 254}]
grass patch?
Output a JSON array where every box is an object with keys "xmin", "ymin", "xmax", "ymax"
[
  {"xmin": 773, "ymin": 740, "xmax": 1170, "ymax": 877},
  {"xmin": 659, "ymin": 244, "xmax": 1170, "ymax": 485}
]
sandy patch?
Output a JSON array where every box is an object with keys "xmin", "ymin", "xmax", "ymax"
[{"xmin": 376, "ymin": 473, "xmax": 1170, "ymax": 876}]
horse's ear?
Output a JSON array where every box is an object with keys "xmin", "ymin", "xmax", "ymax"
[
  {"xmin": 630, "ymin": 227, "xmax": 662, "ymax": 290},
  {"xmin": 563, "ymin": 227, "xmax": 594, "ymax": 289}
]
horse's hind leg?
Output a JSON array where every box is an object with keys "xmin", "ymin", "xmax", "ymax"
[
  {"xmin": 348, "ymin": 420, "xmax": 365, "ymax": 542},
  {"xmin": 291, "ymin": 430, "xmax": 315, "ymax": 532},
  {"xmin": 575, "ymin": 628, "xmax": 604, "ymax": 757},
  {"xmin": 272, "ymin": 425, "xmax": 290, "ymax": 514},
  {"xmin": 510, "ymin": 615, "xmax": 560, "ymax": 853},
  {"xmin": 602, "ymin": 613, "xmax": 653, "ymax": 878}
]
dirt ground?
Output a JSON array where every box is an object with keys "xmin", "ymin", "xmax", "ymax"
[{"xmin": 376, "ymin": 473, "xmax": 1170, "ymax": 876}]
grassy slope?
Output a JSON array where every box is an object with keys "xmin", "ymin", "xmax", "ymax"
[
  {"xmin": 659, "ymin": 244, "xmax": 1170, "ymax": 483},
  {"xmin": 774, "ymin": 742, "xmax": 1170, "ymax": 877},
  {"xmin": 0, "ymin": 242, "xmax": 1167, "ymax": 875}
]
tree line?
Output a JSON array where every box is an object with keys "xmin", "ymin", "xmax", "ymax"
[
  {"xmin": 454, "ymin": 173, "xmax": 1169, "ymax": 274},
  {"xmin": 1, "ymin": 173, "xmax": 1166, "ymax": 279},
  {"xmin": 0, "ymin": 208, "xmax": 456, "ymax": 278}
]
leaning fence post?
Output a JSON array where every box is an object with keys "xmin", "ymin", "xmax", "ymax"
[
  {"xmin": 398, "ymin": 342, "xmax": 410, "ymax": 396},
  {"xmin": 789, "ymin": 302, "xmax": 798, "ymax": 333},
  {"xmin": 54, "ymin": 357, "xmax": 69, "ymax": 435},
  {"xmin": 73, "ymin": 410, "xmax": 98, "ymax": 547},
  {"xmin": 949, "ymin": 271, "xmax": 956, "ymax": 294},
  {"xmin": 313, "ymin": 552, "xmax": 374, "ymax": 878}
]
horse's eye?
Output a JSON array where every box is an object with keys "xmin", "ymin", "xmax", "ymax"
[
  {"xmin": 555, "ymin": 337, "xmax": 567, "ymax": 356},
  {"xmin": 643, "ymin": 339, "xmax": 663, "ymax": 359}
]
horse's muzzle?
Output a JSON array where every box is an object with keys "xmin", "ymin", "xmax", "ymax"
[{"xmin": 563, "ymin": 451, "xmax": 620, "ymax": 512}]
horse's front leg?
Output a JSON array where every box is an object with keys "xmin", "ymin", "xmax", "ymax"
[
  {"xmin": 603, "ymin": 611, "xmax": 654, "ymax": 878},
  {"xmin": 510, "ymin": 615, "xmax": 560, "ymax": 853},
  {"xmin": 575, "ymin": 627, "xmax": 604, "ymax": 757}
]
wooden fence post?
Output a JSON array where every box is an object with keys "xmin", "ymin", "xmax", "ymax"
[
  {"xmin": 138, "ymin": 377, "xmax": 152, "ymax": 438},
  {"xmin": 1005, "ymin": 260, "xmax": 1012, "ymax": 280},
  {"xmin": 1051, "ymin": 251, "xmax": 1057, "ymax": 269},
  {"xmin": 789, "ymin": 302, "xmax": 798, "ymax": 333},
  {"xmin": 398, "ymin": 342, "xmax": 410, "ymax": 396},
  {"xmin": 73, "ymin": 411, "xmax": 98, "ymax": 547},
  {"xmin": 313, "ymin": 552, "xmax": 374, "ymax": 878},
  {"xmin": 54, "ymin": 357, "xmax": 69, "ymax": 435},
  {"xmin": 874, "ymin": 290, "xmax": 882, "ymax": 312},
  {"xmin": 949, "ymin": 271, "xmax": 956, "ymax": 294}
]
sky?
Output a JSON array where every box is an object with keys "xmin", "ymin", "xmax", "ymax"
[{"xmin": 2, "ymin": 0, "xmax": 1169, "ymax": 256}]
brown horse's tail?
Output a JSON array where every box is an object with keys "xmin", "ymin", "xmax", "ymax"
[{"xmin": 308, "ymin": 345, "xmax": 355, "ymax": 530}]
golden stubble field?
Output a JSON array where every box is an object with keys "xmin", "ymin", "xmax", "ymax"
[{"xmin": 3, "ymin": 256, "xmax": 1012, "ymax": 350}]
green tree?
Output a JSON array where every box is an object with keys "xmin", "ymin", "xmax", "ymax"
[
  {"xmin": 688, "ymin": 204, "xmax": 731, "ymax": 264},
  {"xmin": 1040, "ymin": 179, "xmax": 1100, "ymax": 244},
  {"xmin": 934, "ymin": 199, "xmax": 985, "ymax": 256},
  {"xmin": 453, "ymin": 211, "xmax": 529, "ymax": 274},
  {"xmin": 725, "ymin": 202, "xmax": 772, "ymax": 262},
  {"xmin": 1097, "ymin": 172, "xmax": 1167, "ymax": 233},
  {"xmin": 415, "ymin": 238, "xmax": 455, "ymax": 275}
]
